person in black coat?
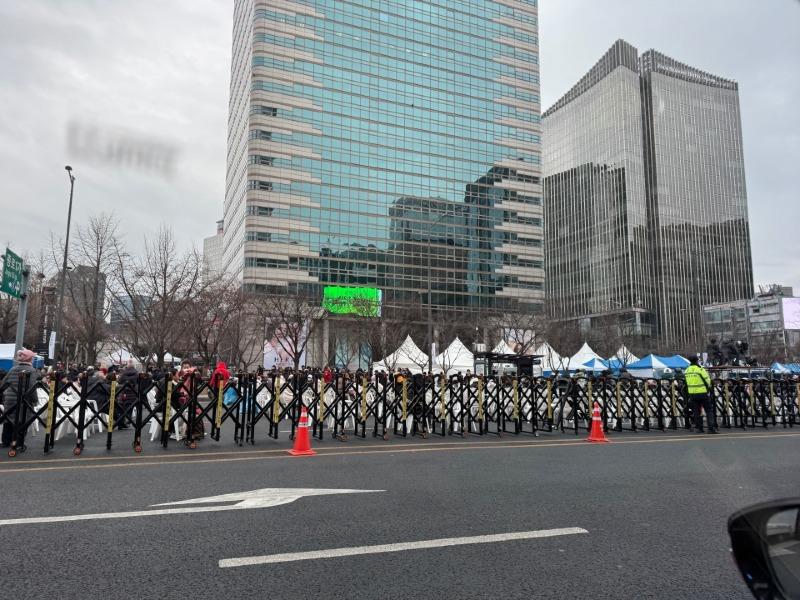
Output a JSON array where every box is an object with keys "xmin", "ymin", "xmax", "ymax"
[
  {"xmin": 85, "ymin": 369, "xmax": 111, "ymax": 415},
  {"xmin": 116, "ymin": 361, "xmax": 139, "ymax": 429}
]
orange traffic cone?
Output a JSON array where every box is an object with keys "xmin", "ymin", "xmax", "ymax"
[
  {"xmin": 288, "ymin": 405, "xmax": 316, "ymax": 456},
  {"xmin": 587, "ymin": 401, "xmax": 609, "ymax": 443}
]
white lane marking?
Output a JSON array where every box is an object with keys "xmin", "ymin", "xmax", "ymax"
[
  {"xmin": 0, "ymin": 488, "xmax": 383, "ymax": 527},
  {"xmin": 151, "ymin": 488, "xmax": 382, "ymax": 509},
  {"xmin": 219, "ymin": 527, "xmax": 588, "ymax": 568}
]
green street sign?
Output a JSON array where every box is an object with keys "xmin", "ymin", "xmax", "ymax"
[{"xmin": 1, "ymin": 248, "xmax": 24, "ymax": 298}]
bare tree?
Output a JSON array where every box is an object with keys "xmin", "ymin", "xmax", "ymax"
[
  {"xmin": 342, "ymin": 296, "xmax": 425, "ymax": 371},
  {"xmin": 254, "ymin": 293, "xmax": 326, "ymax": 371},
  {"xmin": 181, "ymin": 276, "xmax": 245, "ymax": 369},
  {"xmin": 542, "ymin": 318, "xmax": 583, "ymax": 372},
  {"xmin": 219, "ymin": 294, "xmax": 263, "ymax": 372},
  {"xmin": 22, "ymin": 251, "xmax": 53, "ymax": 352},
  {"xmin": 750, "ymin": 333, "xmax": 788, "ymax": 366},
  {"xmin": 0, "ymin": 295, "xmax": 15, "ymax": 342},
  {"xmin": 485, "ymin": 310, "xmax": 545, "ymax": 356},
  {"xmin": 49, "ymin": 214, "xmax": 118, "ymax": 365},
  {"xmin": 328, "ymin": 319, "xmax": 363, "ymax": 369},
  {"xmin": 429, "ymin": 309, "xmax": 481, "ymax": 373},
  {"xmin": 112, "ymin": 225, "xmax": 204, "ymax": 368}
]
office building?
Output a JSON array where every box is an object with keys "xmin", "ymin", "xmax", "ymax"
[
  {"xmin": 48, "ymin": 265, "xmax": 107, "ymax": 321},
  {"xmin": 543, "ymin": 39, "xmax": 753, "ymax": 350},
  {"xmin": 202, "ymin": 219, "xmax": 225, "ymax": 281},
  {"xmin": 223, "ymin": 0, "xmax": 544, "ymax": 314},
  {"xmin": 703, "ymin": 286, "xmax": 800, "ymax": 363}
]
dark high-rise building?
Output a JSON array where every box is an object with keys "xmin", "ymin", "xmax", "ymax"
[
  {"xmin": 639, "ymin": 49, "xmax": 754, "ymax": 349},
  {"xmin": 543, "ymin": 39, "xmax": 753, "ymax": 350},
  {"xmin": 223, "ymin": 0, "xmax": 544, "ymax": 313}
]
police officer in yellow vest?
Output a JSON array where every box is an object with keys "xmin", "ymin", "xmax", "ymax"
[{"xmin": 685, "ymin": 356, "xmax": 718, "ymax": 434}]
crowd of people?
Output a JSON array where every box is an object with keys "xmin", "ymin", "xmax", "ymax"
[{"xmin": 3, "ymin": 345, "xmax": 798, "ymax": 453}]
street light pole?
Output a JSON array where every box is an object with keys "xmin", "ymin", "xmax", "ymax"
[{"xmin": 53, "ymin": 165, "xmax": 76, "ymax": 366}]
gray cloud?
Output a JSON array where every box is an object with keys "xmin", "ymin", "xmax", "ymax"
[
  {"xmin": 1, "ymin": 0, "xmax": 797, "ymax": 293},
  {"xmin": 0, "ymin": 0, "xmax": 230, "ymax": 258}
]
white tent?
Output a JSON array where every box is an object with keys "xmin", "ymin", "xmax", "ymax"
[
  {"xmin": 492, "ymin": 339, "xmax": 516, "ymax": 355},
  {"xmin": 150, "ymin": 352, "xmax": 181, "ymax": 366},
  {"xmin": 570, "ymin": 343, "xmax": 602, "ymax": 371},
  {"xmin": 434, "ymin": 337, "xmax": 474, "ymax": 375},
  {"xmin": 98, "ymin": 347, "xmax": 140, "ymax": 367},
  {"xmin": 373, "ymin": 335, "xmax": 429, "ymax": 373},
  {"xmin": 612, "ymin": 345, "xmax": 639, "ymax": 366},
  {"xmin": 532, "ymin": 342, "xmax": 565, "ymax": 375}
]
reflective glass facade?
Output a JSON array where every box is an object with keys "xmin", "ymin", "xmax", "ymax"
[
  {"xmin": 543, "ymin": 40, "xmax": 753, "ymax": 349},
  {"xmin": 640, "ymin": 49, "xmax": 754, "ymax": 349},
  {"xmin": 223, "ymin": 0, "xmax": 544, "ymax": 313},
  {"xmin": 543, "ymin": 40, "xmax": 653, "ymax": 335}
]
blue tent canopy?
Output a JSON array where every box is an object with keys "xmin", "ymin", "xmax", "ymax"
[
  {"xmin": 772, "ymin": 362, "xmax": 791, "ymax": 374},
  {"xmin": 606, "ymin": 358, "xmax": 624, "ymax": 371},
  {"xmin": 787, "ymin": 363, "xmax": 800, "ymax": 374},
  {"xmin": 660, "ymin": 355, "xmax": 690, "ymax": 369},
  {"xmin": 582, "ymin": 358, "xmax": 610, "ymax": 372},
  {"xmin": 627, "ymin": 355, "xmax": 667, "ymax": 370}
]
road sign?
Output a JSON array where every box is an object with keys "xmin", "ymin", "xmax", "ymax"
[
  {"xmin": 0, "ymin": 247, "xmax": 24, "ymax": 298},
  {"xmin": 0, "ymin": 488, "xmax": 383, "ymax": 527}
]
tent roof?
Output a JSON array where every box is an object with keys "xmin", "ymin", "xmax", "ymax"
[
  {"xmin": 492, "ymin": 340, "xmax": 516, "ymax": 355},
  {"xmin": 628, "ymin": 354, "xmax": 668, "ymax": 370},
  {"xmin": 0, "ymin": 343, "xmax": 16, "ymax": 359},
  {"xmin": 569, "ymin": 342, "xmax": 601, "ymax": 368},
  {"xmin": 533, "ymin": 342, "xmax": 571, "ymax": 373},
  {"xmin": 434, "ymin": 337, "xmax": 473, "ymax": 374},
  {"xmin": 374, "ymin": 335, "xmax": 429, "ymax": 373},
  {"xmin": 580, "ymin": 357, "xmax": 610, "ymax": 372},
  {"xmin": 612, "ymin": 345, "xmax": 639, "ymax": 364},
  {"xmin": 660, "ymin": 355, "xmax": 690, "ymax": 369}
]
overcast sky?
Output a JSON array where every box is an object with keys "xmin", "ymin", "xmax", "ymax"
[{"xmin": 0, "ymin": 0, "xmax": 797, "ymax": 291}]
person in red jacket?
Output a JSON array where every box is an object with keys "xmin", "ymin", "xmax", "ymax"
[{"xmin": 209, "ymin": 361, "xmax": 230, "ymax": 392}]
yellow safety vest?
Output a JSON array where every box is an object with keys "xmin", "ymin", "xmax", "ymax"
[{"xmin": 685, "ymin": 365, "xmax": 711, "ymax": 396}]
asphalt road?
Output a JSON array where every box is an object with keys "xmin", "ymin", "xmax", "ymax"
[{"xmin": 1, "ymin": 429, "xmax": 798, "ymax": 599}]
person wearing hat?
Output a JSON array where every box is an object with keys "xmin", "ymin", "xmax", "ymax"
[{"xmin": 1, "ymin": 348, "xmax": 38, "ymax": 451}]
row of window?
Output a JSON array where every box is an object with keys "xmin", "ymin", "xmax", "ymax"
[
  {"xmin": 250, "ymin": 80, "xmax": 539, "ymax": 127},
  {"xmin": 253, "ymin": 7, "xmax": 536, "ymax": 55}
]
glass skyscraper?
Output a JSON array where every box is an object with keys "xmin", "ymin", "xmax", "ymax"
[
  {"xmin": 543, "ymin": 39, "xmax": 753, "ymax": 350},
  {"xmin": 223, "ymin": 0, "xmax": 544, "ymax": 315}
]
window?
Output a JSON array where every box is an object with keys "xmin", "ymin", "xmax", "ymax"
[
  {"xmin": 248, "ymin": 129, "xmax": 272, "ymax": 141},
  {"xmin": 247, "ymin": 180, "xmax": 273, "ymax": 191},
  {"xmin": 516, "ymin": 194, "xmax": 542, "ymax": 205},
  {"xmin": 248, "ymin": 155, "xmax": 274, "ymax": 166},
  {"xmin": 251, "ymin": 105, "xmax": 278, "ymax": 116},
  {"xmin": 246, "ymin": 205, "xmax": 274, "ymax": 216},
  {"xmin": 245, "ymin": 257, "xmax": 288, "ymax": 269}
]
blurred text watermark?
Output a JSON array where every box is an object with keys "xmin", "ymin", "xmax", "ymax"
[{"xmin": 66, "ymin": 121, "xmax": 180, "ymax": 179}]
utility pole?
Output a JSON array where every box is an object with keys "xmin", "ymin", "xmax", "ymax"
[{"xmin": 53, "ymin": 165, "xmax": 76, "ymax": 365}]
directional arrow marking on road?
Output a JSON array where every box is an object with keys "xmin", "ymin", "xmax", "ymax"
[
  {"xmin": 0, "ymin": 488, "xmax": 383, "ymax": 527},
  {"xmin": 220, "ymin": 528, "xmax": 589, "ymax": 568}
]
